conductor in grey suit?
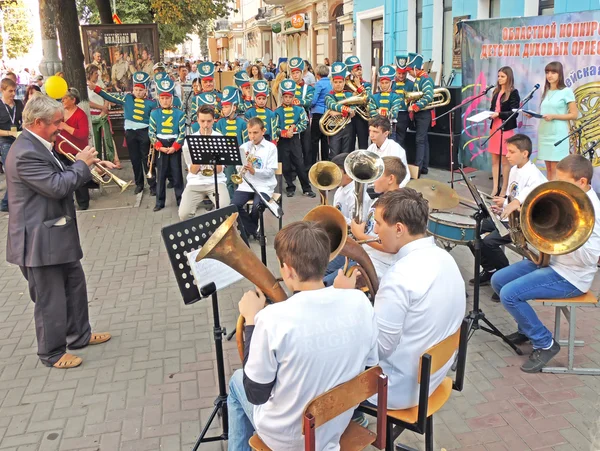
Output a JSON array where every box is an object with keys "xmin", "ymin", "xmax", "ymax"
[{"xmin": 5, "ymin": 94, "xmax": 112, "ymax": 369}]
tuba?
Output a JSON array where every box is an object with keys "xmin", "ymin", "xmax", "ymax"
[
  {"xmin": 344, "ymin": 150, "xmax": 385, "ymax": 223},
  {"xmin": 309, "ymin": 161, "xmax": 343, "ymax": 205},
  {"xmin": 195, "ymin": 213, "xmax": 288, "ymax": 361},
  {"xmin": 319, "ymin": 94, "xmax": 369, "ymax": 137},
  {"xmin": 345, "ymin": 77, "xmax": 371, "ymax": 121},
  {"xmin": 508, "ymin": 181, "xmax": 595, "ymax": 266},
  {"xmin": 405, "ymin": 87, "xmax": 452, "ymax": 111}
]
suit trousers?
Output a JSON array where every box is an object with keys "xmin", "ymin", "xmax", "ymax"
[
  {"xmin": 125, "ymin": 128, "xmax": 156, "ymax": 190},
  {"xmin": 395, "ymin": 111, "xmax": 410, "ymax": 149},
  {"xmin": 232, "ymin": 190, "xmax": 270, "ymax": 237},
  {"xmin": 414, "ymin": 110, "xmax": 432, "ymax": 172},
  {"xmin": 155, "ymin": 151, "xmax": 184, "ymax": 208},
  {"xmin": 351, "ymin": 115, "xmax": 369, "ymax": 150},
  {"xmin": 278, "ymin": 135, "xmax": 311, "ymax": 193},
  {"xmin": 20, "ymin": 261, "xmax": 91, "ymax": 366},
  {"xmin": 310, "ymin": 112, "xmax": 329, "ymax": 163},
  {"xmin": 329, "ymin": 123, "xmax": 354, "ymax": 159}
]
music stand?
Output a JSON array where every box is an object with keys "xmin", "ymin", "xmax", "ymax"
[
  {"xmin": 161, "ymin": 205, "xmax": 247, "ymax": 449},
  {"xmin": 186, "ymin": 135, "xmax": 241, "ymax": 209},
  {"xmin": 458, "ymin": 168, "xmax": 523, "ymax": 357}
]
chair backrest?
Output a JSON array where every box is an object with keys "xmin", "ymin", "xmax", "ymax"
[
  {"xmin": 275, "ymin": 162, "xmax": 283, "ymax": 194},
  {"xmin": 417, "ymin": 324, "xmax": 461, "ymax": 384},
  {"xmin": 408, "ymin": 164, "xmax": 420, "ymax": 180}
]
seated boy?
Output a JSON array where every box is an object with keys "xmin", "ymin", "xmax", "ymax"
[
  {"xmin": 491, "ymin": 154, "xmax": 600, "ymax": 373},
  {"xmin": 471, "ymin": 134, "xmax": 547, "ymax": 293},
  {"xmin": 231, "ymin": 117, "xmax": 279, "ymax": 239},
  {"xmin": 228, "ymin": 221, "xmax": 378, "ymax": 450},
  {"xmin": 367, "ymin": 116, "xmax": 410, "ymax": 187}
]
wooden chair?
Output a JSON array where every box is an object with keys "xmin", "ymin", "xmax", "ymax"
[
  {"xmin": 245, "ymin": 162, "xmax": 284, "ymax": 231},
  {"xmin": 359, "ymin": 318, "xmax": 469, "ymax": 451},
  {"xmin": 249, "ymin": 366, "xmax": 388, "ymax": 451},
  {"xmin": 533, "ymin": 291, "xmax": 600, "ymax": 375}
]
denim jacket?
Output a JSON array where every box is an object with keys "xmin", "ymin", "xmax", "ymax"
[{"xmin": 310, "ymin": 77, "xmax": 332, "ymax": 115}]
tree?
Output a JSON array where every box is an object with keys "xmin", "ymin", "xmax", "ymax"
[
  {"xmin": 95, "ymin": 0, "xmax": 113, "ymax": 24},
  {"xmin": 0, "ymin": 0, "xmax": 34, "ymax": 59}
]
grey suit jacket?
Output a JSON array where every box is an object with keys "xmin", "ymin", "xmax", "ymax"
[{"xmin": 5, "ymin": 129, "xmax": 92, "ymax": 267}]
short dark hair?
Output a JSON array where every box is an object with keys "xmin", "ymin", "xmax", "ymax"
[
  {"xmin": 557, "ymin": 154, "xmax": 593, "ymax": 184},
  {"xmin": 376, "ymin": 188, "xmax": 429, "ymax": 235},
  {"xmin": 382, "ymin": 156, "xmax": 406, "ymax": 185},
  {"xmin": 247, "ymin": 117, "xmax": 264, "ymax": 129},
  {"xmin": 274, "ymin": 221, "xmax": 330, "ymax": 281},
  {"xmin": 369, "ymin": 115, "xmax": 391, "ymax": 133},
  {"xmin": 506, "ymin": 133, "xmax": 532, "ymax": 159},
  {"xmin": 331, "ymin": 152, "xmax": 349, "ymax": 172},
  {"xmin": 197, "ymin": 105, "xmax": 215, "ymax": 118},
  {"xmin": 1, "ymin": 78, "xmax": 16, "ymax": 90}
]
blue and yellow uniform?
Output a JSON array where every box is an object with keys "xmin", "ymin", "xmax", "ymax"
[
  {"xmin": 345, "ymin": 56, "xmax": 371, "ymax": 149},
  {"xmin": 274, "ymin": 79, "xmax": 314, "ymax": 197},
  {"xmin": 245, "ymin": 80, "xmax": 278, "ymax": 141},
  {"xmin": 190, "ymin": 92, "xmax": 220, "ymax": 133},
  {"xmin": 192, "ymin": 62, "xmax": 222, "ymax": 119},
  {"xmin": 324, "ymin": 62, "xmax": 355, "ymax": 157},
  {"xmin": 369, "ymin": 65, "xmax": 402, "ymax": 119},
  {"xmin": 393, "ymin": 54, "xmax": 417, "ymax": 149},
  {"xmin": 234, "ymin": 72, "xmax": 253, "ymax": 114},
  {"xmin": 94, "ymin": 71, "xmax": 156, "ymax": 193},
  {"xmin": 149, "ymin": 78, "xmax": 186, "ymax": 211}
]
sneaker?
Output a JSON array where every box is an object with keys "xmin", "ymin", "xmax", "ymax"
[
  {"xmin": 286, "ymin": 191, "xmax": 295, "ymax": 198},
  {"xmin": 506, "ymin": 331, "xmax": 529, "ymax": 345},
  {"xmin": 303, "ymin": 191, "xmax": 316, "ymax": 198},
  {"xmin": 520, "ymin": 341, "xmax": 560, "ymax": 373},
  {"xmin": 491, "ymin": 292, "xmax": 500, "ymax": 302},
  {"xmin": 153, "ymin": 205, "xmax": 164, "ymax": 212},
  {"xmin": 134, "ymin": 185, "xmax": 143, "ymax": 194},
  {"xmin": 469, "ymin": 270, "xmax": 494, "ymax": 286},
  {"xmin": 351, "ymin": 412, "xmax": 369, "ymax": 428}
]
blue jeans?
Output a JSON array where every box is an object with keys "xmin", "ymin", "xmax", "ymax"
[
  {"xmin": 323, "ymin": 255, "xmax": 356, "ymax": 286},
  {"xmin": 491, "ymin": 260, "xmax": 583, "ymax": 349},
  {"xmin": 227, "ymin": 369, "xmax": 255, "ymax": 451},
  {"xmin": 0, "ymin": 142, "xmax": 11, "ymax": 210}
]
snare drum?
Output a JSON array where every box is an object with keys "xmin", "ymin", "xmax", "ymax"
[{"xmin": 427, "ymin": 212, "xmax": 476, "ymax": 244}]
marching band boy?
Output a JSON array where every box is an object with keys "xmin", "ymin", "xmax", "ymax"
[
  {"xmin": 274, "ymin": 79, "xmax": 315, "ymax": 198},
  {"xmin": 325, "ymin": 62, "xmax": 355, "ymax": 158},
  {"xmin": 88, "ymin": 71, "xmax": 156, "ymax": 195},
  {"xmin": 231, "ymin": 117, "xmax": 279, "ymax": 240},
  {"xmin": 289, "ymin": 57, "xmax": 314, "ymax": 168},
  {"xmin": 153, "ymin": 71, "xmax": 182, "ymax": 109},
  {"xmin": 369, "ymin": 65, "xmax": 402, "ymax": 120},
  {"xmin": 244, "ymin": 81, "xmax": 278, "ymax": 141},
  {"xmin": 234, "ymin": 71, "xmax": 254, "ymax": 114},
  {"xmin": 345, "ymin": 56, "xmax": 371, "ymax": 149},
  {"xmin": 392, "ymin": 55, "xmax": 415, "ymax": 148},
  {"xmin": 215, "ymin": 86, "xmax": 249, "ymax": 199},
  {"xmin": 190, "ymin": 92, "xmax": 220, "ymax": 133},
  {"xmin": 192, "ymin": 62, "xmax": 222, "ymax": 119},
  {"xmin": 148, "ymin": 78, "xmax": 186, "ymax": 212}
]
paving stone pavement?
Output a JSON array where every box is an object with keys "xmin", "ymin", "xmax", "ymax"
[{"xmin": 0, "ymin": 168, "xmax": 599, "ymax": 451}]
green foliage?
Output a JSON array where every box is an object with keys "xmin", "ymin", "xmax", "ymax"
[
  {"xmin": 0, "ymin": 0, "xmax": 34, "ymax": 58},
  {"xmin": 76, "ymin": 0, "xmax": 231, "ymax": 51}
]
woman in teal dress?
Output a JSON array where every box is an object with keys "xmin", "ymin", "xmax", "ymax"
[{"xmin": 536, "ymin": 61, "xmax": 578, "ymax": 180}]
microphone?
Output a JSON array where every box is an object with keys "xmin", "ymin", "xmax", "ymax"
[
  {"xmin": 483, "ymin": 84, "xmax": 495, "ymax": 94},
  {"xmin": 522, "ymin": 84, "xmax": 541, "ymax": 102}
]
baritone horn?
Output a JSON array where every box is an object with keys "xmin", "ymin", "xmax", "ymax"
[
  {"xmin": 509, "ymin": 181, "xmax": 595, "ymax": 266},
  {"xmin": 405, "ymin": 87, "xmax": 452, "ymax": 111},
  {"xmin": 319, "ymin": 82, "xmax": 369, "ymax": 137},
  {"xmin": 345, "ymin": 150, "xmax": 385, "ymax": 223},
  {"xmin": 57, "ymin": 134, "xmax": 132, "ymax": 193},
  {"xmin": 308, "ymin": 161, "xmax": 343, "ymax": 205},
  {"xmin": 195, "ymin": 213, "xmax": 288, "ymax": 361}
]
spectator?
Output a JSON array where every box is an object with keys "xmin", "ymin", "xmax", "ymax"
[
  {"xmin": 247, "ymin": 64, "xmax": 264, "ymax": 81},
  {"xmin": 23, "ymin": 85, "xmax": 41, "ymax": 106},
  {"xmin": 310, "ymin": 64, "xmax": 331, "ymax": 163},
  {"xmin": 303, "ymin": 60, "xmax": 316, "ymax": 86},
  {"xmin": 324, "ymin": 57, "xmax": 331, "ymax": 67},
  {"xmin": 188, "ymin": 63, "xmax": 199, "ymax": 81}
]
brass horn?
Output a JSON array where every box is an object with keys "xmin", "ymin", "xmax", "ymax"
[
  {"xmin": 195, "ymin": 213, "xmax": 288, "ymax": 361},
  {"xmin": 345, "ymin": 150, "xmax": 385, "ymax": 223},
  {"xmin": 319, "ymin": 92, "xmax": 370, "ymax": 137},
  {"xmin": 405, "ymin": 87, "xmax": 452, "ymax": 111},
  {"xmin": 309, "ymin": 161, "xmax": 343, "ymax": 205},
  {"xmin": 509, "ymin": 181, "xmax": 595, "ymax": 266},
  {"xmin": 303, "ymin": 205, "xmax": 380, "ymax": 296}
]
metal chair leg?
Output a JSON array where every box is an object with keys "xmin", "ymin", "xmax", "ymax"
[{"xmin": 425, "ymin": 416, "xmax": 433, "ymax": 451}]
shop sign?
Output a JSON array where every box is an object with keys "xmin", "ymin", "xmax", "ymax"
[
  {"xmin": 283, "ymin": 13, "xmax": 307, "ymax": 33},
  {"xmin": 272, "ymin": 22, "xmax": 282, "ymax": 33}
]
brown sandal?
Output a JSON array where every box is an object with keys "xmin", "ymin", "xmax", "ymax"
[
  {"xmin": 88, "ymin": 332, "xmax": 111, "ymax": 345},
  {"xmin": 53, "ymin": 353, "xmax": 82, "ymax": 369}
]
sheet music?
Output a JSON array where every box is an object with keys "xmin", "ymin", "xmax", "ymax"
[
  {"xmin": 477, "ymin": 191, "xmax": 510, "ymax": 238},
  {"xmin": 467, "ymin": 111, "xmax": 495, "ymax": 123},
  {"xmin": 187, "ymin": 248, "xmax": 244, "ymax": 293}
]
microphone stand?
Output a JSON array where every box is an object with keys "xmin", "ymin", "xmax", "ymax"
[
  {"xmin": 436, "ymin": 85, "xmax": 493, "ymax": 188},
  {"xmin": 554, "ymin": 111, "xmax": 600, "ymax": 155}
]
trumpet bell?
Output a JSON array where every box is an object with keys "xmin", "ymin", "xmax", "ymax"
[
  {"xmin": 231, "ymin": 174, "xmax": 243, "ymax": 185},
  {"xmin": 303, "ymin": 205, "xmax": 348, "ymax": 262},
  {"xmin": 309, "ymin": 161, "xmax": 343, "ymax": 191},
  {"xmin": 521, "ymin": 181, "xmax": 595, "ymax": 256},
  {"xmin": 116, "ymin": 178, "xmax": 133, "ymax": 193},
  {"xmin": 344, "ymin": 150, "xmax": 385, "ymax": 184}
]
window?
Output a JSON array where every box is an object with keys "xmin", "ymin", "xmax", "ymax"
[
  {"xmin": 416, "ymin": 0, "xmax": 423, "ymax": 53},
  {"xmin": 539, "ymin": 0, "xmax": 554, "ymax": 15},
  {"xmin": 442, "ymin": 0, "xmax": 453, "ymax": 81},
  {"xmin": 489, "ymin": 0, "xmax": 501, "ymax": 18}
]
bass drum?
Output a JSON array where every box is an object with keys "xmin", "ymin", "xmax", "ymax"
[{"xmin": 427, "ymin": 212, "xmax": 476, "ymax": 244}]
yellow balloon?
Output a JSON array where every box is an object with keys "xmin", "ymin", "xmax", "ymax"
[{"xmin": 45, "ymin": 75, "xmax": 68, "ymax": 99}]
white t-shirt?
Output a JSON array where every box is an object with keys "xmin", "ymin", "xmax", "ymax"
[
  {"xmin": 88, "ymin": 79, "xmax": 106, "ymax": 113},
  {"xmin": 246, "ymin": 287, "xmax": 379, "ymax": 451},
  {"xmin": 505, "ymin": 160, "xmax": 547, "ymax": 206},
  {"xmin": 550, "ymin": 188, "xmax": 600, "ymax": 293},
  {"xmin": 332, "ymin": 181, "xmax": 369, "ymax": 226},
  {"xmin": 367, "ymin": 138, "xmax": 410, "ymax": 187},
  {"xmin": 236, "ymin": 139, "xmax": 279, "ymax": 197},
  {"xmin": 370, "ymin": 236, "xmax": 466, "ymax": 409},
  {"xmin": 363, "ymin": 198, "xmax": 401, "ymax": 280},
  {"xmin": 182, "ymin": 130, "xmax": 226, "ymax": 186}
]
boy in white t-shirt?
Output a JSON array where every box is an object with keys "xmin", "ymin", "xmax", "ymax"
[
  {"xmin": 367, "ymin": 116, "xmax": 410, "ymax": 187},
  {"xmin": 178, "ymin": 105, "xmax": 229, "ymax": 221},
  {"xmin": 492, "ymin": 154, "xmax": 600, "ymax": 373},
  {"xmin": 227, "ymin": 221, "xmax": 379, "ymax": 450},
  {"xmin": 472, "ymin": 134, "xmax": 547, "ymax": 293},
  {"xmin": 231, "ymin": 117, "xmax": 279, "ymax": 239}
]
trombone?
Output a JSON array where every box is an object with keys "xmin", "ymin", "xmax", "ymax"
[{"xmin": 56, "ymin": 134, "xmax": 133, "ymax": 193}]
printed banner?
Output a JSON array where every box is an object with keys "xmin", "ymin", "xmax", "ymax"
[{"xmin": 460, "ymin": 12, "xmax": 600, "ymax": 170}]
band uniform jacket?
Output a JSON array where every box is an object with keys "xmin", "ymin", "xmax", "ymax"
[
  {"xmin": 392, "ymin": 79, "xmax": 415, "ymax": 112},
  {"xmin": 369, "ymin": 91, "xmax": 402, "ymax": 119},
  {"xmin": 489, "ymin": 89, "xmax": 521, "ymax": 131},
  {"xmin": 5, "ymin": 130, "xmax": 92, "ymax": 267}
]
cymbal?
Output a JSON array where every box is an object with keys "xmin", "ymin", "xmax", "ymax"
[{"xmin": 407, "ymin": 179, "xmax": 460, "ymax": 210}]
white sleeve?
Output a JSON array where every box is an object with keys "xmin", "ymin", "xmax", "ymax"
[
  {"xmin": 374, "ymin": 278, "xmax": 410, "ymax": 359},
  {"xmin": 516, "ymin": 168, "xmax": 545, "ymax": 205},
  {"xmin": 244, "ymin": 311, "xmax": 278, "ymax": 384},
  {"xmin": 366, "ymin": 306, "xmax": 379, "ymax": 367},
  {"xmin": 182, "ymin": 142, "xmax": 192, "ymax": 169}
]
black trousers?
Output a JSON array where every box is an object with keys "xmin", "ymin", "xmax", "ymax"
[
  {"xmin": 310, "ymin": 112, "xmax": 329, "ymax": 163},
  {"xmin": 395, "ymin": 111, "xmax": 410, "ymax": 149},
  {"xmin": 20, "ymin": 261, "xmax": 91, "ymax": 366},
  {"xmin": 278, "ymin": 135, "xmax": 312, "ymax": 193},
  {"xmin": 414, "ymin": 110, "xmax": 432, "ymax": 172},
  {"xmin": 125, "ymin": 128, "xmax": 156, "ymax": 190},
  {"xmin": 351, "ymin": 115, "xmax": 369, "ymax": 150},
  {"xmin": 58, "ymin": 154, "xmax": 92, "ymax": 209},
  {"xmin": 232, "ymin": 190, "xmax": 270, "ymax": 237},
  {"xmin": 301, "ymin": 122, "xmax": 312, "ymax": 170},
  {"xmin": 155, "ymin": 150, "xmax": 184, "ymax": 208},
  {"xmin": 329, "ymin": 123, "xmax": 354, "ymax": 159},
  {"xmin": 475, "ymin": 218, "xmax": 512, "ymax": 273}
]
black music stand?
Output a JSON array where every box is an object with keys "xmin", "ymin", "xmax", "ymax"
[
  {"xmin": 186, "ymin": 135, "xmax": 241, "ymax": 209},
  {"xmin": 555, "ymin": 111, "xmax": 600, "ymax": 154},
  {"xmin": 161, "ymin": 205, "xmax": 247, "ymax": 449}
]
